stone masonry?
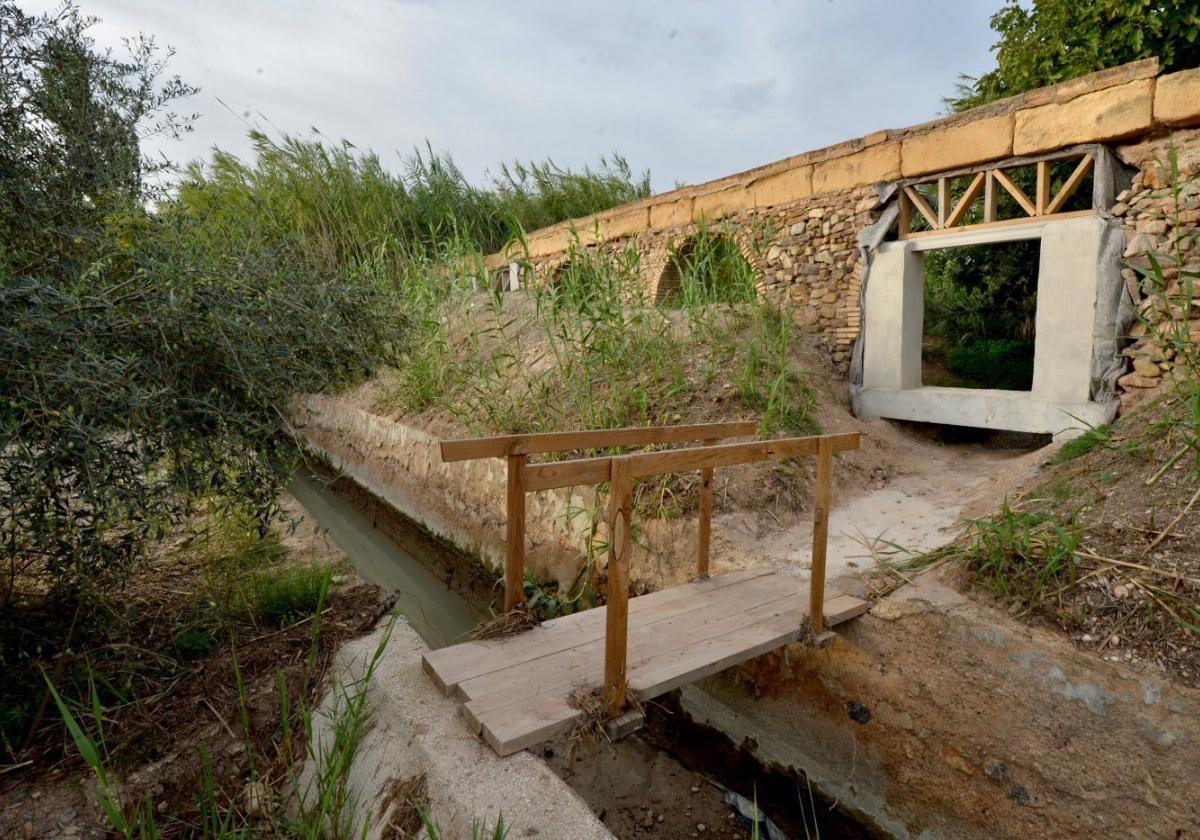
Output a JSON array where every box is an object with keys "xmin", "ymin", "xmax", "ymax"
[{"xmin": 488, "ymin": 58, "xmax": 1200, "ymax": 392}]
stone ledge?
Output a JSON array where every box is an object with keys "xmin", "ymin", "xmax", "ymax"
[{"xmin": 1154, "ymin": 67, "xmax": 1200, "ymax": 127}]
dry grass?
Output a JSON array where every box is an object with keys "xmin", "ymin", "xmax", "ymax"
[
  {"xmin": 471, "ymin": 603, "xmax": 541, "ymax": 640},
  {"xmin": 378, "ymin": 772, "xmax": 428, "ymax": 838}
]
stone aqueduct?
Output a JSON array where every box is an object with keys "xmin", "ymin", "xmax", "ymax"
[{"xmin": 486, "ymin": 58, "xmax": 1200, "ymax": 439}]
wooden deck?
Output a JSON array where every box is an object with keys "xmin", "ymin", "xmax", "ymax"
[{"xmin": 422, "ymin": 569, "xmax": 868, "ymax": 756}]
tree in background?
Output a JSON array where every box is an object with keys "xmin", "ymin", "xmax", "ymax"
[{"xmin": 950, "ymin": 0, "xmax": 1200, "ymax": 111}]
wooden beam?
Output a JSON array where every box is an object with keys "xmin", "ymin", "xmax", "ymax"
[
  {"xmin": 937, "ymin": 177, "xmax": 950, "ymax": 229},
  {"xmin": 524, "ymin": 432, "xmax": 860, "ymax": 491},
  {"xmin": 944, "ymin": 172, "xmax": 986, "ymax": 229},
  {"xmin": 983, "ymin": 170, "xmax": 997, "ymax": 223},
  {"xmin": 524, "ymin": 458, "xmax": 613, "ymax": 492},
  {"xmin": 604, "ymin": 455, "xmax": 633, "ymax": 718},
  {"xmin": 809, "ymin": 437, "xmax": 833, "ymax": 635},
  {"xmin": 898, "ymin": 190, "xmax": 912, "ymax": 237},
  {"xmin": 1047, "ymin": 154, "xmax": 1094, "ymax": 214},
  {"xmin": 902, "ymin": 186, "xmax": 940, "ymax": 230},
  {"xmin": 992, "ymin": 167, "xmax": 1036, "ymax": 217},
  {"xmin": 697, "ymin": 439, "xmax": 716, "ymax": 578},
  {"xmin": 505, "ymin": 454, "xmax": 526, "ymax": 611},
  {"xmin": 625, "ymin": 432, "xmax": 860, "ymax": 479},
  {"xmin": 1035, "ymin": 160, "xmax": 1051, "ymax": 216},
  {"xmin": 440, "ymin": 421, "xmax": 758, "ymax": 462}
]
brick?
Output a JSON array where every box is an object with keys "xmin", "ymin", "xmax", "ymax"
[
  {"xmin": 1154, "ymin": 68, "xmax": 1200, "ymax": 127},
  {"xmin": 693, "ymin": 186, "xmax": 749, "ymax": 221},
  {"xmin": 812, "ymin": 144, "xmax": 901, "ymax": 194},
  {"xmin": 749, "ymin": 165, "xmax": 813, "ymax": 207},
  {"xmin": 649, "ymin": 197, "xmax": 694, "ymax": 229},
  {"xmin": 900, "ymin": 114, "xmax": 1014, "ymax": 177},
  {"xmin": 1013, "ymin": 78, "xmax": 1154, "ymax": 155}
]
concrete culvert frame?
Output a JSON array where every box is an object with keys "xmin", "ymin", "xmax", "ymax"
[{"xmin": 851, "ymin": 146, "xmax": 1136, "ymax": 441}]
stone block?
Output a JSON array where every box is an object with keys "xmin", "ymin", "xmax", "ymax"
[
  {"xmin": 693, "ymin": 185, "xmax": 749, "ymax": 221},
  {"xmin": 527, "ymin": 227, "xmax": 574, "ymax": 258},
  {"xmin": 749, "ymin": 165, "xmax": 813, "ymax": 207},
  {"xmin": 1013, "ymin": 78, "xmax": 1154, "ymax": 155},
  {"xmin": 1154, "ymin": 68, "xmax": 1200, "ymax": 127},
  {"xmin": 812, "ymin": 144, "xmax": 901, "ymax": 194},
  {"xmin": 900, "ymin": 114, "xmax": 1014, "ymax": 177},
  {"xmin": 649, "ymin": 197, "xmax": 694, "ymax": 229},
  {"xmin": 598, "ymin": 207, "xmax": 649, "ymax": 241}
]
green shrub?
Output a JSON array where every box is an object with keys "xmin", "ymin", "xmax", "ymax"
[{"xmin": 946, "ymin": 338, "xmax": 1034, "ymax": 390}]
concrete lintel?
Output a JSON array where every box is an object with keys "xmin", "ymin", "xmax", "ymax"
[
  {"xmin": 906, "ymin": 219, "xmax": 1050, "ymax": 251},
  {"xmin": 856, "ymin": 386, "xmax": 1117, "ymax": 440}
]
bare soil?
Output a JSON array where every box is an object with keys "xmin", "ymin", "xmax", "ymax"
[{"xmin": 996, "ymin": 396, "xmax": 1200, "ymax": 687}]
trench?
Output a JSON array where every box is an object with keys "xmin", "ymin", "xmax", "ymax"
[{"xmin": 286, "ymin": 465, "xmax": 885, "ymax": 838}]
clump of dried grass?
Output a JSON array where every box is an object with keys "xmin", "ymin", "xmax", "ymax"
[
  {"xmin": 564, "ymin": 686, "xmax": 645, "ymax": 761},
  {"xmin": 471, "ymin": 603, "xmax": 540, "ymax": 640},
  {"xmin": 379, "ymin": 773, "xmax": 428, "ymax": 838}
]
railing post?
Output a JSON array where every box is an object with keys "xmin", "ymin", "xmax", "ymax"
[
  {"xmin": 604, "ymin": 455, "xmax": 633, "ymax": 718},
  {"xmin": 505, "ymin": 453, "xmax": 527, "ymax": 612},
  {"xmin": 809, "ymin": 437, "xmax": 833, "ymax": 636},
  {"xmin": 696, "ymin": 439, "xmax": 717, "ymax": 578}
]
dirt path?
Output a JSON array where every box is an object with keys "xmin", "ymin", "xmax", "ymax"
[{"xmin": 718, "ymin": 420, "xmax": 1052, "ymax": 580}]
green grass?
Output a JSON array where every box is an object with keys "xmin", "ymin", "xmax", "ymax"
[
  {"xmin": 960, "ymin": 500, "xmax": 1081, "ymax": 607},
  {"xmin": 239, "ymin": 564, "xmax": 328, "ymax": 628},
  {"xmin": 1052, "ymin": 424, "xmax": 1112, "ymax": 464}
]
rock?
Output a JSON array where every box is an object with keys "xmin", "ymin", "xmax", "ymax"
[
  {"xmin": 1111, "ymin": 202, "xmax": 1129, "ymax": 216},
  {"xmin": 1118, "ymin": 372, "xmax": 1161, "ymax": 389},
  {"xmin": 1124, "ymin": 233, "xmax": 1151, "ymax": 257},
  {"xmin": 1133, "ymin": 358, "xmax": 1163, "ymax": 377},
  {"xmin": 697, "ymin": 823, "xmax": 707, "ymax": 832},
  {"xmin": 244, "ymin": 780, "xmax": 270, "ymax": 817},
  {"xmin": 1137, "ymin": 219, "xmax": 1170, "ymax": 235}
]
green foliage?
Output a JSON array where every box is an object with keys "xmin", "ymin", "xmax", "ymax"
[
  {"xmin": 949, "ymin": 0, "xmax": 1200, "ymax": 111},
  {"xmin": 0, "ymin": 2, "xmax": 196, "ymax": 278},
  {"xmin": 923, "ymin": 240, "xmax": 1040, "ymax": 346},
  {"xmin": 962, "ymin": 500, "xmax": 1081, "ymax": 606},
  {"xmin": 238, "ymin": 564, "xmax": 328, "ymax": 629},
  {"xmin": 1052, "ymin": 424, "xmax": 1112, "ymax": 464},
  {"xmin": 945, "ymin": 338, "xmax": 1035, "ymax": 391},
  {"xmin": 661, "ymin": 223, "xmax": 759, "ymax": 307},
  {"xmin": 522, "ymin": 559, "xmax": 597, "ymax": 620}
]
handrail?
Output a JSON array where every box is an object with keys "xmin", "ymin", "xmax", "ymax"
[
  {"xmin": 438, "ymin": 423, "xmax": 861, "ymax": 719},
  {"xmin": 439, "ymin": 421, "xmax": 757, "ymax": 611},
  {"xmin": 439, "ymin": 420, "xmax": 758, "ymax": 461}
]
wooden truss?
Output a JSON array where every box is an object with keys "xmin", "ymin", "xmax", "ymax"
[{"xmin": 898, "ymin": 151, "xmax": 1098, "ymax": 239}]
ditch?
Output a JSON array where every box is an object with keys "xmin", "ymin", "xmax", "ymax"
[{"xmin": 290, "ymin": 464, "xmax": 885, "ymax": 838}]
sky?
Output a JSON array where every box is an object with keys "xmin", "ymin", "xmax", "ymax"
[{"xmin": 27, "ymin": 0, "xmax": 1003, "ymax": 193}]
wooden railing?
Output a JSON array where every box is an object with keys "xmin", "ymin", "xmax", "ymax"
[
  {"xmin": 440, "ymin": 421, "xmax": 757, "ymax": 611},
  {"xmin": 440, "ymin": 423, "xmax": 861, "ymax": 717}
]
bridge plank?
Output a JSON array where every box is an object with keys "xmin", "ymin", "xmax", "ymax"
[
  {"xmin": 422, "ymin": 568, "xmax": 773, "ymax": 694},
  {"xmin": 460, "ymin": 577, "xmax": 803, "ymax": 727}
]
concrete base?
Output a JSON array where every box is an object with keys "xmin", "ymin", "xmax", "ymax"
[
  {"xmin": 604, "ymin": 709, "xmax": 646, "ymax": 741},
  {"xmin": 299, "ymin": 620, "xmax": 612, "ymax": 839},
  {"xmin": 855, "ymin": 385, "xmax": 1118, "ymax": 440}
]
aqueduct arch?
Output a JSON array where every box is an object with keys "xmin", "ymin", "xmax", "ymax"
[{"xmin": 488, "ymin": 59, "xmax": 1200, "ymax": 439}]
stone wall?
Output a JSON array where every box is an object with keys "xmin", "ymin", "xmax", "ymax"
[
  {"xmin": 490, "ymin": 59, "xmax": 1200, "ymax": 384},
  {"xmin": 1112, "ymin": 128, "xmax": 1200, "ymax": 410}
]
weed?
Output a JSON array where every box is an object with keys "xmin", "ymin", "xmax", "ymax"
[
  {"xmin": 240, "ymin": 564, "xmax": 328, "ymax": 628},
  {"xmin": 961, "ymin": 500, "xmax": 1081, "ymax": 606},
  {"xmin": 1052, "ymin": 424, "xmax": 1112, "ymax": 464}
]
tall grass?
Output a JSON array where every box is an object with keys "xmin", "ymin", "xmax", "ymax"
[
  {"xmin": 177, "ymin": 133, "xmax": 650, "ymax": 270},
  {"xmin": 387, "ymin": 219, "xmax": 816, "ymax": 442}
]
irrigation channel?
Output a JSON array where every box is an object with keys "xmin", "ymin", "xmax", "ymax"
[{"xmin": 287, "ymin": 467, "xmax": 882, "ymax": 839}]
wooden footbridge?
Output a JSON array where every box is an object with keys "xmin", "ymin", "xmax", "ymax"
[{"xmin": 421, "ymin": 422, "xmax": 867, "ymax": 756}]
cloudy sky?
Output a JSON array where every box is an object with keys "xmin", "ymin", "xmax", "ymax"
[{"xmin": 29, "ymin": 0, "xmax": 1002, "ymax": 192}]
